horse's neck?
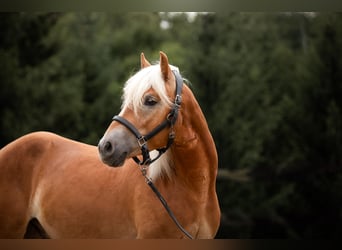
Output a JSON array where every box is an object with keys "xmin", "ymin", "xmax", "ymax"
[{"xmin": 171, "ymin": 86, "xmax": 218, "ymax": 193}]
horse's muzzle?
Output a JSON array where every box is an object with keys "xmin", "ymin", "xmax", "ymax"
[
  {"xmin": 98, "ymin": 129, "xmax": 137, "ymax": 167},
  {"xmin": 98, "ymin": 140, "xmax": 125, "ymax": 166}
]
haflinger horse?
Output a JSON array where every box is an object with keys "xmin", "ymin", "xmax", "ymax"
[{"xmin": 0, "ymin": 51, "xmax": 220, "ymax": 239}]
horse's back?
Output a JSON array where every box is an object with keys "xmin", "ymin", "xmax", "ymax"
[
  {"xmin": 0, "ymin": 131, "xmax": 100, "ymax": 238},
  {"xmin": 1, "ymin": 131, "xmax": 73, "ymax": 163},
  {"xmin": 0, "ymin": 131, "xmax": 95, "ymax": 182}
]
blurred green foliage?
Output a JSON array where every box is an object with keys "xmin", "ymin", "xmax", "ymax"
[{"xmin": 1, "ymin": 12, "xmax": 342, "ymax": 238}]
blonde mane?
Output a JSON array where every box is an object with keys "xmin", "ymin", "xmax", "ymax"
[
  {"xmin": 148, "ymin": 150, "xmax": 174, "ymax": 181},
  {"xmin": 123, "ymin": 64, "xmax": 172, "ymax": 113}
]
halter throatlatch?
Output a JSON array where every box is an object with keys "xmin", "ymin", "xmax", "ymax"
[{"xmin": 112, "ymin": 70, "xmax": 183, "ymax": 166}]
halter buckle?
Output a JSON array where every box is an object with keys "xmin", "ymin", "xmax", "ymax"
[
  {"xmin": 175, "ymin": 94, "xmax": 182, "ymax": 106},
  {"xmin": 137, "ymin": 136, "xmax": 147, "ymax": 147}
]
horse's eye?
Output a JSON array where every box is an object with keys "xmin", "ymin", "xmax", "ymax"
[{"xmin": 144, "ymin": 96, "xmax": 158, "ymax": 106}]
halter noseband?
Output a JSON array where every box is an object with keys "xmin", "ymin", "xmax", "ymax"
[{"xmin": 112, "ymin": 70, "xmax": 183, "ymax": 166}]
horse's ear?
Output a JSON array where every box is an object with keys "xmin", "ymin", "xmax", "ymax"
[
  {"xmin": 140, "ymin": 52, "xmax": 151, "ymax": 68},
  {"xmin": 160, "ymin": 51, "xmax": 171, "ymax": 81}
]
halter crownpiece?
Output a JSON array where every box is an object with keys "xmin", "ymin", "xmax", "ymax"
[{"xmin": 112, "ymin": 69, "xmax": 183, "ymax": 166}]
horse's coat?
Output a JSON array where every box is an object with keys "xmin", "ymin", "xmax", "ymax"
[{"xmin": 0, "ymin": 52, "xmax": 220, "ymax": 238}]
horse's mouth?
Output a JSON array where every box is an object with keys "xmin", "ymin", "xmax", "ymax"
[{"xmin": 103, "ymin": 152, "xmax": 127, "ymax": 167}]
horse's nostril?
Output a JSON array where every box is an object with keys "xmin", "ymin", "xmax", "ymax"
[
  {"xmin": 98, "ymin": 139, "xmax": 114, "ymax": 156},
  {"xmin": 104, "ymin": 141, "xmax": 112, "ymax": 153}
]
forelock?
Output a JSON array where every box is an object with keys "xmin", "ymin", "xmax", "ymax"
[{"xmin": 122, "ymin": 64, "xmax": 172, "ymax": 112}]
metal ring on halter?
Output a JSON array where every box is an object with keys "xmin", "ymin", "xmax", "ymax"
[{"xmin": 137, "ymin": 136, "xmax": 147, "ymax": 147}]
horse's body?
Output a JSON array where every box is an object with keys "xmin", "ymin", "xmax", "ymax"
[{"xmin": 0, "ymin": 52, "xmax": 220, "ymax": 238}]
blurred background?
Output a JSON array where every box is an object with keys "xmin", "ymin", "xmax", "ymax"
[{"xmin": 1, "ymin": 12, "xmax": 342, "ymax": 239}]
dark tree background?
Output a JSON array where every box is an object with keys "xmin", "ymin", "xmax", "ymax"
[{"xmin": 1, "ymin": 12, "xmax": 341, "ymax": 238}]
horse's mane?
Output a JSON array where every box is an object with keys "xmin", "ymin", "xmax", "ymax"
[
  {"xmin": 148, "ymin": 150, "xmax": 174, "ymax": 181},
  {"xmin": 122, "ymin": 63, "xmax": 180, "ymax": 180},
  {"xmin": 122, "ymin": 63, "xmax": 180, "ymax": 114}
]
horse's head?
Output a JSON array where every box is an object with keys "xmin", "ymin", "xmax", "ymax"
[{"xmin": 98, "ymin": 52, "xmax": 182, "ymax": 167}]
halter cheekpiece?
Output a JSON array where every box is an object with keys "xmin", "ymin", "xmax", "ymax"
[{"xmin": 112, "ymin": 70, "xmax": 183, "ymax": 166}]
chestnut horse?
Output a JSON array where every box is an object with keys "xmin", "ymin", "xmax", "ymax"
[{"xmin": 0, "ymin": 52, "xmax": 220, "ymax": 238}]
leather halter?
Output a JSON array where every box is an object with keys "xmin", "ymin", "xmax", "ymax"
[
  {"xmin": 112, "ymin": 69, "xmax": 193, "ymax": 239},
  {"xmin": 112, "ymin": 70, "xmax": 183, "ymax": 166}
]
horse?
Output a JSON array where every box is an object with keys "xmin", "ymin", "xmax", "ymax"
[{"xmin": 0, "ymin": 51, "xmax": 220, "ymax": 239}]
